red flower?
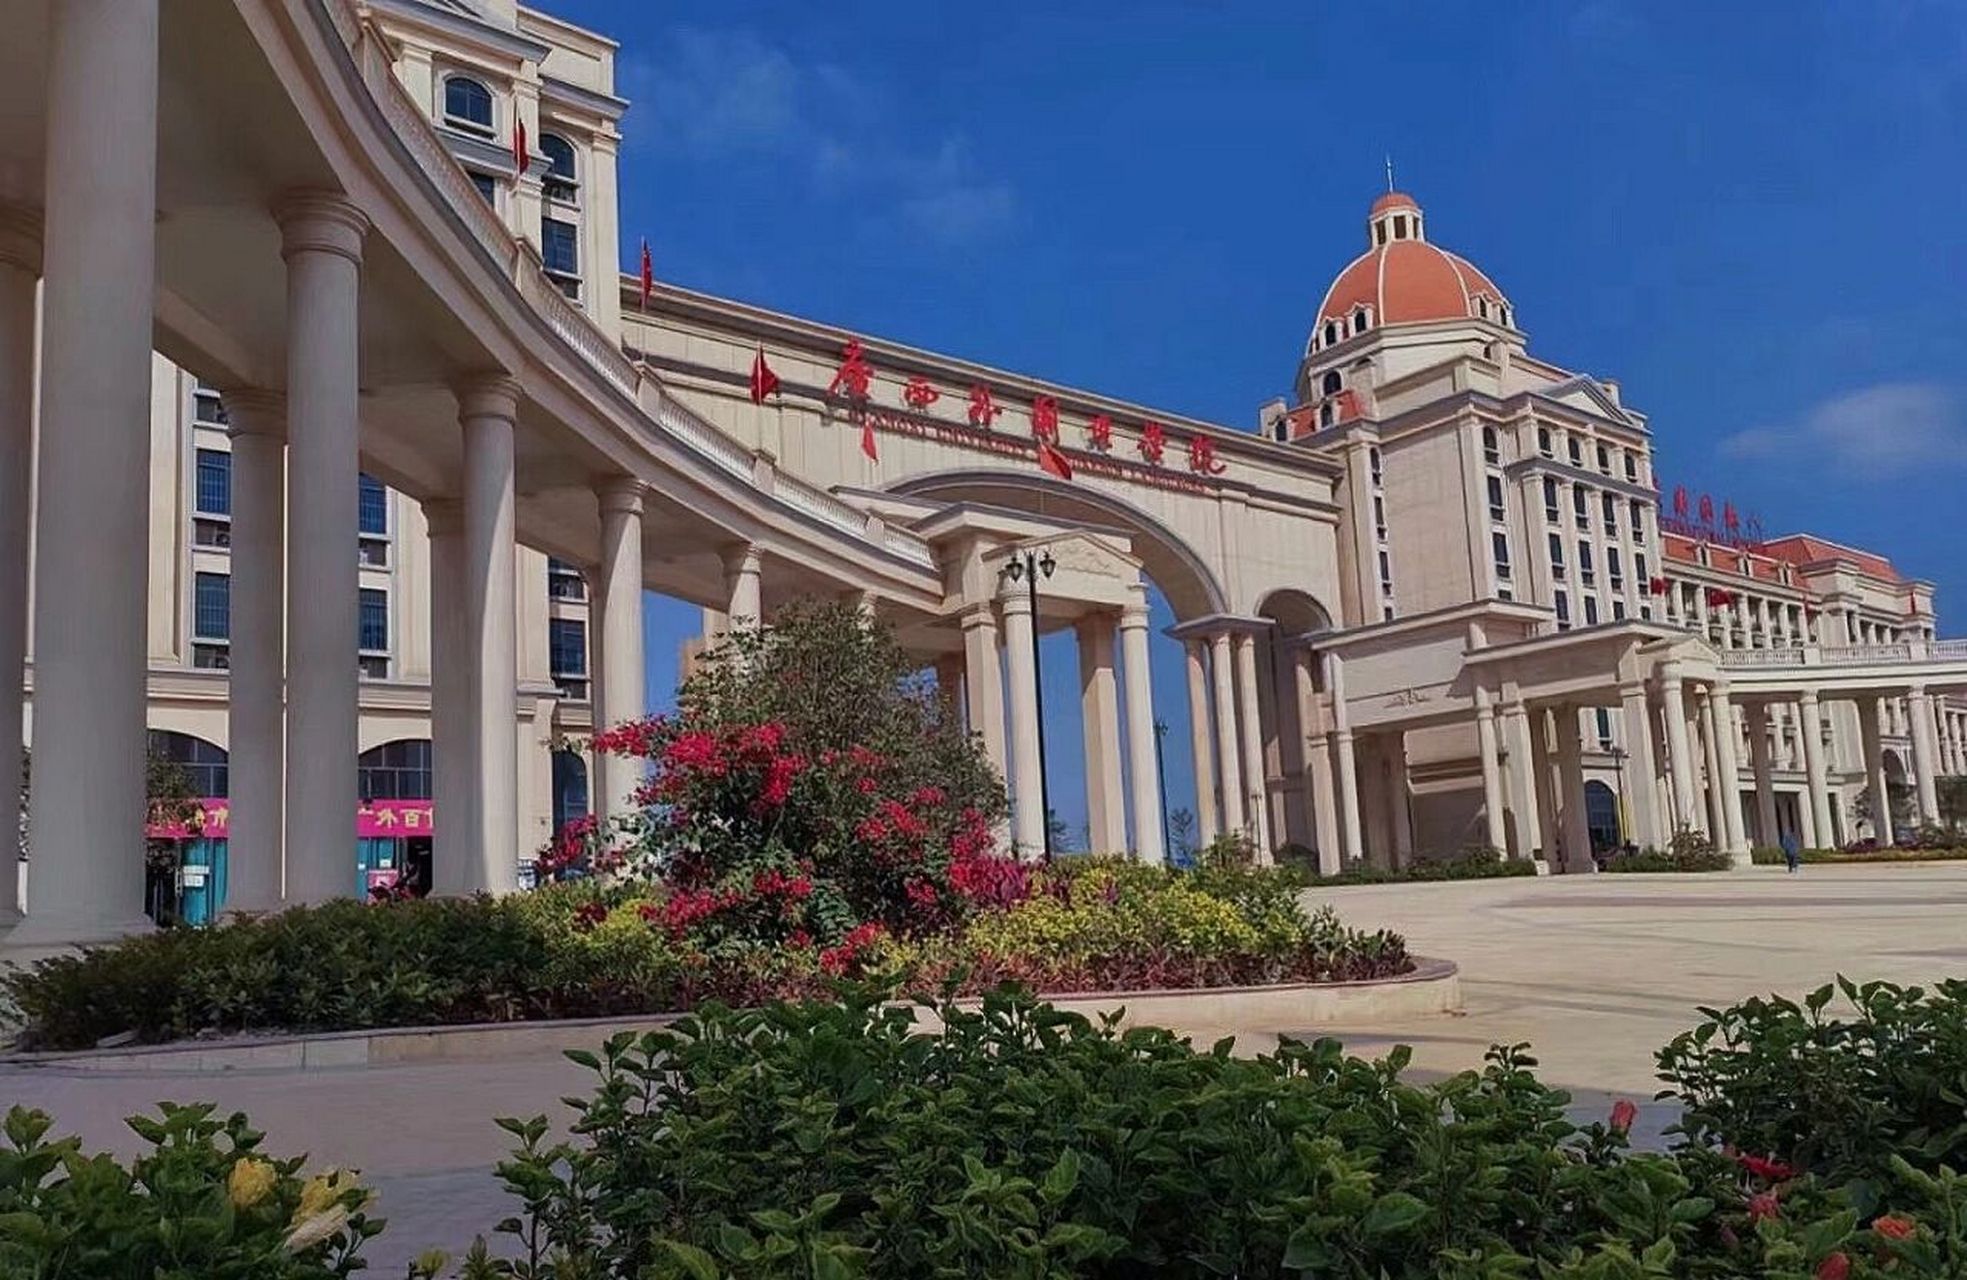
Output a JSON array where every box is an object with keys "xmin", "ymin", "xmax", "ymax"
[
  {"xmin": 1814, "ymin": 1252, "xmax": 1849, "ymax": 1280},
  {"xmin": 1608, "ymin": 1099, "xmax": 1638, "ymax": 1134},
  {"xmin": 1873, "ymin": 1215, "xmax": 1916, "ymax": 1241},
  {"xmin": 1746, "ymin": 1191, "xmax": 1781, "ymax": 1223},
  {"xmin": 1737, "ymin": 1153, "xmax": 1797, "ymax": 1182},
  {"xmin": 787, "ymin": 929, "xmax": 813, "ymax": 949},
  {"xmin": 572, "ymin": 901, "xmax": 607, "ymax": 932}
]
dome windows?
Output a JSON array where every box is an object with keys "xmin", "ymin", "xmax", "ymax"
[
  {"xmin": 1351, "ymin": 306, "xmax": 1370, "ymax": 335},
  {"xmin": 1323, "ymin": 321, "xmax": 1340, "ymax": 347}
]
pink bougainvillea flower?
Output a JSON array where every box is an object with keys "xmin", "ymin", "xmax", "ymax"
[
  {"xmin": 1814, "ymin": 1251, "xmax": 1850, "ymax": 1280},
  {"xmin": 1608, "ymin": 1099, "xmax": 1638, "ymax": 1134},
  {"xmin": 1872, "ymin": 1215, "xmax": 1916, "ymax": 1240},
  {"xmin": 1746, "ymin": 1191, "xmax": 1781, "ymax": 1223},
  {"xmin": 1737, "ymin": 1154, "xmax": 1798, "ymax": 1182}
]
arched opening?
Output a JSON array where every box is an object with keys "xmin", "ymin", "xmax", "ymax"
[
  {"xmin": 1320, "ymin": 370, "xmax": 1342, "ymax": 397},
  {"xmin": 1253, "ymin": 589, "xmax": 1336, "ymax": 857},
  {"xmin": 443, "ymin": 75, "xmax": 494, "ymax": 133},
  {"xmin": 552, "ymin": 749, "xmax": 590, "ymax": 832},
  {"xmin": 1584, "ymin": 779, "xmax": 1621, "ymax": 853},
  {"xmin": 358, "ymin": 738, "xmax": 433, "ymax": 897}
]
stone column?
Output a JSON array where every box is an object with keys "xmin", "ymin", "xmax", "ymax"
[
  {"xmin": 1797, "ymin": 688, "xmax": 1834, "ymax": 848},
  {"xmin": 1209, "ymin": 632, "xmax": 1244, "ymax": 837},
  {"xmin": 222, "ymin": 391, "xmax": 288, "ymax": 912},
  {"xmin": 595, "ymin": 479, "xmax": 646, "ymax": 822},
  {"xmin": 425, "ymin": 500, "xmax": 474, "ymax": 893},
  {"xmin": 1697, "ymin": 691, "xmax": 1728, "ymax": 847},
  {"xmin": 1501, "ymin": 697, "xmax": 1544, "ymax": 862},
  {"xmin": 1659, "ymin": 662, "xmax": 1701, "ymax": 838},
  {"xmin": 1118, "ymin": 592, "xmax": 1164, "ymax": 863},
  {"xmin": 14, "ymin": 0, "xmax": 161, "ymax": 942},
  {"xmin": 1619, "ymin": 679, "xmax": 1663, "ymax": 851},
  {"xmin": 1295, "ymin": 649, "xmax": 1340, "ymax": 872},
  {"xmin": 1183, "ymin": 639, "xmax": 1218, "ymax": 839},
  {"xmin": 0, "ymin": 214, "xmax": 36, "ymax": 928},
  {"xmin": 1746, "ymin": 701, "xmax": 1779, "ymax": 848},
  {"xmin": 723, "ymin": 544, "xmax": 763, "ymax": 629},
  {"xmin": 1076, "ymin": 615, "xmax": 1126, "ymax": 853},
  {"xmin": 458, "ymin": 376, "xmax": 520, "ymax": 895},
  {"xmin": 1325, "ymin": 651, "xmax": 1364, "ymax": 864},
  {"xmin": 1232, "ymin": 631, "xmax": 1269, "ymax": 851},
  {"xmin": 1709, "ymin": 683, "xmax": 1748, "ymax": 863},
  {"xmin": 1554, "ymin": 706, "xmax": 1592, "ymax": 871},
  {"xmin": 959, "ymin": 605, "xmax": 1007, "ymax": 779},
  {"xmin": 275, "ymin": 193, "xmax": 369, "ymax": 906},
  {"xmin": 1473, "ymin": 688, "xmax": 1507, "ymax": 852},
  {"xmin": 1388, "ymin": 732, "xmax": 1415, "ymax": 867},
  {"xmin": 1531, "ymin": 709, "xmax": 1561, "ymax": 855},
  {"xmin": 1000, "ymin": 589, "xmax": 1044, "ymax": 856},
  {"xmin": 1858, "ymin": 696, "xmax": 1891, "ymax": 842},
  {"xmin": 1908, "ymin": 686, "xmax": 1941, "ymax": 825}
]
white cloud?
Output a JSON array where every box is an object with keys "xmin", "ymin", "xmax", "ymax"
[
  {"xmin": 1717, "ymin": 383, "xmax": 1967, "ymax": 482},
  {"xmin": 634, "ymin": 29, "xmax": 1017, "ymax": 249}
]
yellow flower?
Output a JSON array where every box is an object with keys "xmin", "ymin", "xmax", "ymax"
[
  {"xmin": 284, "ymin": 1205, "xmax": 350, "ymax": 1252},
  {"xmin": 226, "ymin": 1157, "xmax": 278, "ymax": 1210},
  {"xmin": 294, "ymin": 1173, "xmax": 338, "ymax": 1221}
]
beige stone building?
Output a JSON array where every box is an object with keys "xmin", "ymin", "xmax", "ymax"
[{"xmin": 3, "ymin": 0, "xmax": 1963, "ymax": 945}]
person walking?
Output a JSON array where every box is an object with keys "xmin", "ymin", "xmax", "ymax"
[{"xmin": 1780, "ymin": 829, "xmax": 1802, "ymax": 874}]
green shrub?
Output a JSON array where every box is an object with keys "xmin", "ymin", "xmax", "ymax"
[
  {"xmin": 1752, "ymin": 845, "xmax": 1967, "ymax": 866},
  {"xmin": 459, "ymin": 985, "xmax": 1967, "ymax": 1279},
  {"xmin": 1602, "ymin": 831, "xmax": 1733, "ymax": 873},
  {"xmin": 1658, "ymin": 976, "xmax": 1967, "ymax": 1188},
  {"xmin": 1308, "ymin": 843, "xmax": 1539, "ymax": 886},
  {"xmin": 0, "ymin": 1102, "xmax": 385, "ymax": 1277}
]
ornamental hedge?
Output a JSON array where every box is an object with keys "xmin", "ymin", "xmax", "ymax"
[{"xmin": 14, "ymin": 978, "xmax": 1967, "ymax": 1278}]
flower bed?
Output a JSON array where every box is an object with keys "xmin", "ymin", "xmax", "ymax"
[
  {"xmin": 1599, "ymin": 830, "xmax": 1734, "ymax": 873},
  {"xmin": 21, "ymin": 978, "xmax": 1966, "ymax": 1278}
]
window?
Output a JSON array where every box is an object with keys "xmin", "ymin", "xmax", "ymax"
[
  {"xmin": 547, "ymin": 557, "xmax": 587, "ymax": 601},
  {"xmin": 195, "ymin": 448, "xmax": 231, "ymax": 516},
  {"xmin": 1628, "ymin": 498, "xmax": 1645, "ymax": 533},
  {"xmin": 443, "ymin": 75, "xmax": 494, "ymax": 133},
  {"xmin": 1573, "ymin": 485, "xmax": 1590, "ymax": 526},
  {"xmin": 1543, "ymin": 477, "xmax": 1560, "ymax": 520},
  {"xmin": 1567, "ymin": 435, "xmax": 1582, "ymax": 465},
  {"xmin": 1378, "ymin": 550, "xmax": 1392, "ymax": 582},
  {"xmin": 468, "ymin": 171, "xmax": 497, "ymax": 204},
  {"xmin": 193, "ymin": 572, "xmax": 230, "ymax": 641},
  {"xmin": 1555, "ymin": 590, "xmax": 1571, "ymax": 629},
  {"xmin": 1482, "ymin": 426, "xmax": 1499, "ymax": 463},
  {"xmin": 1595, "ymin": 708, "xmax": 1613, "ymax": 749},
  {"xmin": 1351, "ymin": 307, "xmax": 1368, "ymax": 335},
  {"xmin": 359, "ymin": 739, "xmax": 432, "ymax": 802},
  {"xmin": 1583, "ymin": 595, "xmax": 1599, "ymax": 626},
  {"xmin": 540, "ymin": 133, "xmax": 578, "ymax": 204},
  {"xmin": 358, "ymin": 473, "xmax": 388, "ymax": 536},
  {"xmin": 359, "ymin": 588, "xmax": 389, "ymax": 654},
  {"xmin": 1537, "ymin": 427, "xmax": 1553, "ymax": 458},
  {"xmin": 1578, "ymin": 540, "xmax": 1595, "ymax": 586},
  {"xmin": 1393, "ymin": 214, "xmax": 1408, "ymax": 239},
  {"xmin": 549, "ymin": 618, "xmax": 588, "ymax": 700},
  {"xmin": 1486, "ymin": 475, "xmax": 1506, "ymax": 522},
  {"xmin": 1607, "ymin": 546, "xmax": 1623, "ymax": 586},
  {"xmin": 1323, "ymin": 321, "xmax": 1339, "ymax": 346},
  {"xmin": 1603, "ymin": 493, "xmax": 1618, "ymax": 529},
  {"xmin": 149, "ymin": 730, "xmax": 228, "ymax": 798},
  {"xmin": 1321, "ymin": 370, "xmax": 1342, "ymax": 396},
  {"xmin": 1374, "ymin": 221, "xmax": 1387, "ymax": 246},
  {"xmin": 1612, "ymin": 599, "xmax": 1627, "ymax": 621},
  {"xmin": 1623, "ymin": 451, "xmax": 1637, "ymax": 481},
  {"xmin": 1595, "ymin": 443, "xmax": 1610, "ymax": 473},
  {"xmin": 542, "ymin": 216, "xmax": 580, "ymax": 293},
  {"xmin": 1549, "ymin": 532, "xmax": 1566, "ymax": 578},
  {"xmin": 1492, "ymin": 531, "xmax": 1512, "ymax": 580},
  {"xmin": 1372, "ymin": 495, "xmax": 1387, "ymax": 540},
  {"xmin": 192, "ymin": 385, "xmax": 228, "ymax": 426},
  {"xmin": 552, "ymin": 750, "xmax": 590, "ymax": 831}
]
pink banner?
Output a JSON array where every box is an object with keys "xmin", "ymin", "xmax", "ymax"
[{"xmin": 147, "ymin": 798, "xmax": 435, "ymax": 840}]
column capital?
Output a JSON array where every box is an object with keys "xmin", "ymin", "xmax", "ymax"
[
  {"xmin": 0, "ymin": 206, "xmax": 41, "ymax": 274},
  {"xmin": 957, "ymin": 600, "xmax": 999, "ymax": 631},
  {"xmin": 422, "ymin": 496, "xmax": 463, "ymax": 536},
  {"xmin": 1658, "ymin": 658, "xmax": 1685, "ymax": 685},
  {"xmin": 998, "ymin": 586, "xmax": 1035, "ymax": 618},
  {"xmin": 596, "ymin": 475, "xmax": 646, "ymax": 515},
  {"xmin": 1798, "ymin": 685, "xmax": 1821, "ymax": 707},
  {"xmin": 221, "ymin": 388, "xmax": 287, "ymax": 441},
  {"xmin": 271, "ymin": 190, "xmax": 370, "ymax": 263},
  {"xmin": 1618, "ymin": 677, "xmax": 1648, "ymax": 699},
  {"xmin": 453, "ymin": 372, "xmax": 523, "ymax": 420},
  {"xmin": 721, "ymin": 542, "xmax": 763, "ymax": 577},
  {"xmin": 1908, "ymin": 682, "xmax": 1928, "ymax": 698},
  {"xmin": 1120, "ymin": 590, "xmax": 1151, "ymax": 630}
]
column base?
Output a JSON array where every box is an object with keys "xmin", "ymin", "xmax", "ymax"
[{"xmin": 2, "ymin": 909, "xmax": 155, "ymax": 954}]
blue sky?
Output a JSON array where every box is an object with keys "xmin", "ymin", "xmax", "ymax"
[{"xmin": 563, "ymin": 0, "xmax": 1967, "ymax": 845}]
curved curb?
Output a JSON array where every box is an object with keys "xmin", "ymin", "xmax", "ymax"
[{"xmin": 0, "ymin": 959, "xmax": 1459, "ymax": 1076}]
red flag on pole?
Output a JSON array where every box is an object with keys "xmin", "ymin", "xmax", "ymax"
[
  {"xmin": 512, "ymin": 118, "xmax": 529, "ymax": 176},
  {"xmin": 1036, "ymin": 440, "xmax": 1073, "ymax": 481},
  {"xmin": 860, "ymin": 417, "xmax": 879, "ymax": 462},
  {"xmin": 638, "ymin": 239, "xmax": 654, "ymax": 310},
  {"xmin": 748, "ymin": 344, "xmax": 780, "ymax": 405}
]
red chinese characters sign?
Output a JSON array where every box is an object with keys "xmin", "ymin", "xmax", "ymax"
[
  {"xmin": 1659, "ymin": 479, "xmax": 1765, "ymax": 550},
  {"xmin": 147, "ymin": 798, "xmax": 437, "ymax": 840}
]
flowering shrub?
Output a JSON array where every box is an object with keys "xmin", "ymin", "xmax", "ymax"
[{"xmin": 0, "ymin": 1101, "xmax": 384, "ymax": 1278}]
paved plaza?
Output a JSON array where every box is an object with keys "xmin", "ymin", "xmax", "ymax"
[{"xmin": 4, "ymin": 863, "xmax": 1965, "ymax": 1268}]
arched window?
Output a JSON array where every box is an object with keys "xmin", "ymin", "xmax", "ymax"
[
  {"xmin": 1320, "ymin": 370, "xmax": 1342, "ymax": 397},
  {"xmin": 443, "ymin": 76, "xmax": 494, "ymax": 132},
  {"xmin": 539, "ymin": 133, "xmax": 578, "ymax": 204},
  {"xmin": 552, "ymin": 750, "xmax": 590, "ymax": 832},
  {"xmin": 148, "ymin": 730, "xmax": 228, "ymax": 798},
  {"xmin": 1351, "ymin": 307, "xmax": 1369, "ymax": 335},
  {"xmin": 1323, "ymin": 321, "xmax": 1340, "ymax": 346},
  {"xmin": 358, "ymin": 738, "xmax": 433, "ymax": 801}
]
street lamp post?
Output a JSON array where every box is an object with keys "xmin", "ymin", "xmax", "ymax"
[
  {"xmin": 1002, "ymin": 549, "xmax": 1057, "ymax": 858},
  {"xmin": 1609, "ymin": 744, "xmax": 1630, "ymax": 853},
  {"xmin": 1152, "ymin": 717, "xmax": 1172, "ymax": 858}
]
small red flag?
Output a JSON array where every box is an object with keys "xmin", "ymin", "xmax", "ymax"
[
  {"xmin": 638, "ymin": 239, "xmax": 654, "ymax": 309},
  {"xmin": 1036, "ymin": 441, "xmax": 1073, "ymax": 481},
  {"xmin": 748, "ymin": 344, "xmax": 780, "ymax": 405},
  {"xmin": 860, "ymin": 418, "xmax": 879, "ymax": 463},
  {"xmin": 513, "ymin": 118, "xmax": 529, "ymax": 176}
]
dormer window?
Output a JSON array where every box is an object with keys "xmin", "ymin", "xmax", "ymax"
[
  {"xmin": 1477, "ymin": 298, "xmax": 1490, "ymax": 319},
  {"xmin": 1392, "ymin": 214, "xmax": 1408, "ymax": 239},
  {"xmin": 1323, "ymin": 321, "xmax": 1340, "ymax": 346},
  {"xmin": 1351, "ymin": 307, "xmax": 1369, "ymax": 335},
  {"xmin": 443, "ymin": 75, "xmax": 495, "ymax": 135}
]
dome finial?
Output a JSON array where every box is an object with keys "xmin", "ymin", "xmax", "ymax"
[{"xmin": 1385, "ymin": 154, "xmax": 1395, "ymax": 193}]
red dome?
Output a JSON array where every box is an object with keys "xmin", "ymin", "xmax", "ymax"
[{"xmin": 1314, "ymin": 194, "xmax": 1510, "ymax": 331}]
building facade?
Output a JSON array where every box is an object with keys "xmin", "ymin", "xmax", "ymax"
[{"xmin": 2, "ymin": 0, "xmax": 1964, "ymax": 944}]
